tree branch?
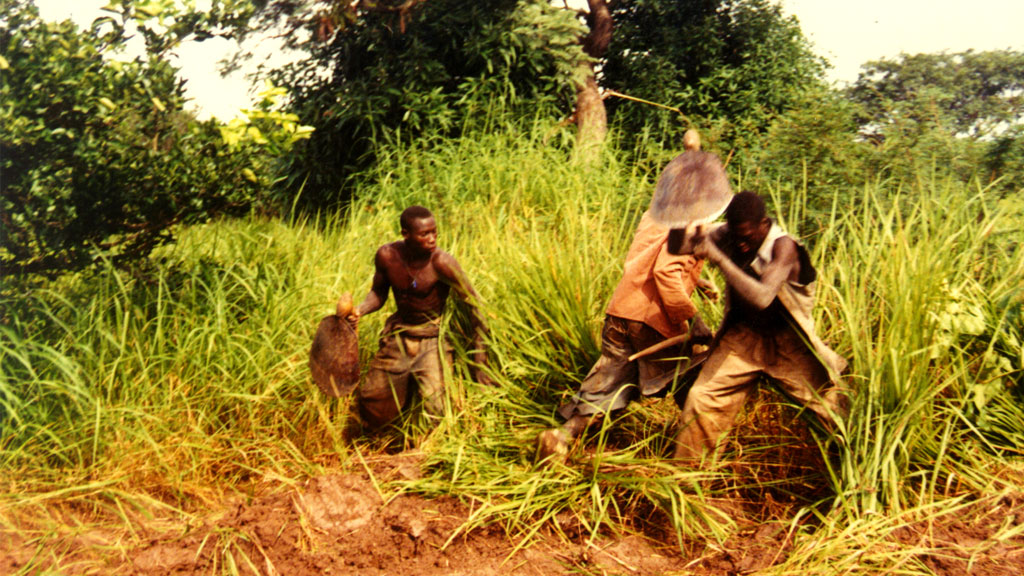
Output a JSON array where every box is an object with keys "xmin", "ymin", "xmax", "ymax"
[{"xmin": 582, "ymin": 0, "xmax": 612, "ymax": 59}]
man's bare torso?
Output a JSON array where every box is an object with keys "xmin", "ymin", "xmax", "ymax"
[{"xmin": 378, "ymin": 241, "xmax": 453, "ymax": 325}]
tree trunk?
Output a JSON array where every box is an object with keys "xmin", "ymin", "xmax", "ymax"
[
  {"xmin": 574, "ymin": 0, "xmax": 612, "ymax": 162},
  {"xmin": 575, "ymin": 73, "xmax": 606, "ymax": 150}
]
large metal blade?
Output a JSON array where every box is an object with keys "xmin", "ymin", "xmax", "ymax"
[
  {"xmin": 649, "ymin": 150, "xmax": 733, "ymax": 227},
  {"xmin": 309, "ymin": 315, "xmax": 360, "ymax": 397}
]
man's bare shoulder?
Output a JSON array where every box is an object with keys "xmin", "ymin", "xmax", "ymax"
[
  {"xmin": 769, "ymin": 235, "xmax": 801, "ymax": 275},
  {"xmin": 375, "ymin": 241, "xmax": 403, "ymax": 262},
  {"xmin": 771, "ymin": 235, "xmax": 799, "ymax": 258},
  {"xmin": 430, "ymin": 249, "xmax": 460, "ymax": 273},
  {"xmin": 431, "ymin": 248, "xmax": 456, "ymax": 262}
]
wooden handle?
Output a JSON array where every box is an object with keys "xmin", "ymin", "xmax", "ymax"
[
  {"xmin": 335, "ymin": 292, "xmax": 353, "ymax": 317},
  {"xmin": 628, "ymin": 333, "xmax": 691, "ymax": 362}
]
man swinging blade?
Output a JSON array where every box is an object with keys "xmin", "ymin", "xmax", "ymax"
[
  {"xmin": 536, "ymin": 129, "xmax": 731, "ymax": 463},
  {"xmin": 670, "ymin": 191, "xmax": 849, "ymax": 463}
]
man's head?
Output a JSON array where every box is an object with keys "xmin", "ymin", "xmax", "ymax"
[
  {"xmin": 400, "ymin": 205, "xmax": 437, "ymax": 255},
  {"xmin": 724, "ymin": 191, "xmax": 770, "ymax": 255}
]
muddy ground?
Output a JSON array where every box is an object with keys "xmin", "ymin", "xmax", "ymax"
[
  {"xmin": 3, "ymin": 399, "xmax": 1023, "ymax": 575},
  {"xmin": 3, "ymin": 448, "xmax": 1022, "ymax": 576}
]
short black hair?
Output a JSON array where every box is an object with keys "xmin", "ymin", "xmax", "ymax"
[
  {"xmin": 725, "ymin": 191, "xmax": 766, "ymax": 226},
  {"xmin": 400, "ymin": 205, "xmax": 434, "ymax": 231}
]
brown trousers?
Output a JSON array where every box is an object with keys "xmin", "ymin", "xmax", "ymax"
[
  {"xmin": 357, "ymin": 331, "xmax": 451, "ymax": 429},
  {"xmin": 557, "ymin": 316, "xmax": 685, "ymax": 420},
  {"xmin": 673, "ymin": 322, "xmax": 845, "ymax": 461}
]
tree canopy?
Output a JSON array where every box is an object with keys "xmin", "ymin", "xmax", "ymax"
[
  {"xmin": 8, "ymin": 0, "xmax": 1021, "ymax": 279},
  {"xmin": 842, "ymin": 50, "xmax": 1024, "ymax": 193},
  {"xmin": 0, "ymin": 0, "xmax": 305, "ymax": 275},
  {"xmin": 218, "ymin": 0, "xmax": 589, "ymax": 205},
  {"xmin": 602, "ymin": 0, "xmax": 826, "ymax": 148},
  {"xmin": 847, "ymin": 50, "xmax": 1024, "ymax": 139},
  {"xmin": 179, "ymin": 0, "xmax": 828, "ymax": 203}
]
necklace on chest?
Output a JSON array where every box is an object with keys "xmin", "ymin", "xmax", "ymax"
[
  {"xmin": 400, "ymin": 244, "xmax": 431, "ymax": 290},
  {"xmin": 404, "ymin": 260, "xmax": 426, "ymax": 289}
]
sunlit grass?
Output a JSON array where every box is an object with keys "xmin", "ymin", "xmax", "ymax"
[{"xmin": 1, "ymin": 117, "xmax": 1021, "ymax": 572}]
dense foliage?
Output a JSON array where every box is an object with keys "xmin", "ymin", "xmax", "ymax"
[
  {"xmin": 181, "ymin": 0, "xmax": 831, "ymax": 205},
  {"xmin": 845, "ymin": 50, "xmax": 1024, "ymax": 193},
  {"xmin": 0, "ymin": 0, "xmax": 290, "ymax": 275},
  {"xmin": 602, "ymin": 0, "xmax": 826, "ymax": 150},
  {"xmin": 848, "ymin": 50, "xmax": 1024, "ymax": 139},
  {"xmin": 228, "ymin": 0, "xmax": 589, "ymax": 206}
]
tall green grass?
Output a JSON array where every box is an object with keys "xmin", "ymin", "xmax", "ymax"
[
  {"xmin": 814, "ymin": 180, "xmax": 1023, "ymax": 514},
  {"xmin": 1, "ymin": 116, "xmax": 1022, "ymax": 572}
]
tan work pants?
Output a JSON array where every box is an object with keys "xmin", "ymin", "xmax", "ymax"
[
  {"xmin": 673, "ymin": 322, "xmax": 844, "ymax": 461},
  {"xmin": 358, "ymin": 332, "xmax": 450, "ymax": 429}
]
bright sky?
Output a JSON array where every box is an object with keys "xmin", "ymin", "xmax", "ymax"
[
  {"xmin": 780, "ymin": 0, "xmax": 1024, "ymax": 84},
  {"xmin": 34, "ymin": 0, "xmax": 1024, "ymax": 120}
]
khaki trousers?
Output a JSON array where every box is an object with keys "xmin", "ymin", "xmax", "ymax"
[
  {"xmin": 358, "ymin": 332, "xmax": 450, "ymax": 429},
  {"xmin": 673, "ymin": 322, "xmax": 844, "ymax": 461}
]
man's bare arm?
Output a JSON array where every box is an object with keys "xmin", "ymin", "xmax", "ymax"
[
  {"xmin": 433, "ymin": 251, "xmax": 493, "ymax": 384},
  {"xmin": 350, "ymin": 246, "xmax": 393, "ymax": 321},
  {"xmin": 434, "ymin": 252, "xmax": 488, "ymax": 329},
  {"xmin": 696, "ymin": 235, "xmax": 799, "ymax": 310}
]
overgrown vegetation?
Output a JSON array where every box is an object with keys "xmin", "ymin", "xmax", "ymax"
[
  {"xmin": 2, "ymin": 115, "xmax": 1022, "ymax": 571},
  {"xmin": 2, "ymin": 1, "xmax": 1023, "ymax": 572},
  {"xmin": 603, "ymin": 0, "xmax": 827, "ymax": 151},
  {"xmin": 0, "ymin": 0, "xmax": 310, "ymax": 275}
]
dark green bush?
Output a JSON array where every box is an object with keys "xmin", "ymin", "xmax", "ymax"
[{"xmin": 0, "ymin": 1, "xmax": 274, "ymax": 275}]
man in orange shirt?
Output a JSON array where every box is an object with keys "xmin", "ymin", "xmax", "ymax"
[{"xmin": 537, "ymin": 131, "xmax": 713, "ymax": 461}]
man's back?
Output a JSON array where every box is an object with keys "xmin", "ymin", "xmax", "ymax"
[{"xmin": 606, "ymin": 210, "xmax": 703, "ymax": 338}]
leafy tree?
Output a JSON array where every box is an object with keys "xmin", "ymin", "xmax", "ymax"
[
  {"xmin": 0, "ymin": 1, "xmax": 304, "ymax": 275},
  {"xmin": 844, "ymin": 50, "xmax": 1024, "ymax": 191},
  {"xmin": 210, "ymin": 0, "xmax": 588, "ymax": 206},
  {"xmin": 163, "ymin": 1, "xmax": 829, "ymax": 203},
  {"xmin": 602, "ymin": 0, "xmax": 826, "ymax": 150},
  {"xmin": 847, "ymin": 50, "xmax": 1024, "ymax": 140},
  {"xmin": 755, "ymin": 88, "xmax": 864, "ymax": 194},
  {"xmin": 984, "ymin": 125, "xmax": 1024, "ymax": 194}
]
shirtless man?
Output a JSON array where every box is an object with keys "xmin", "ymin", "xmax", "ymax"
[{"xmin": 348, "ymin": 205, "xmax": 492, "ymax": 429}]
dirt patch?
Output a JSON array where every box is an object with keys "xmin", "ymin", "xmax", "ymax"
[
  {"xmin": 894, "ymin": 492, "xmax": 1024, "ymax": 576},
  {"xmin": 3, "ymin": 426, "xmax": 1023, "ymax": 575},
  {"xmin": 122, "ymin": 465, "xmax": 685, "ymax": 576},
  {"xmin": 5, "ymin": 457, "xmax": 1022, "ymax": 576}
]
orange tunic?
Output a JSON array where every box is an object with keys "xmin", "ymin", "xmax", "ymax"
[{"xmin": 605, "ymin": 211, "xmax": 703, "ymax": 338}]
